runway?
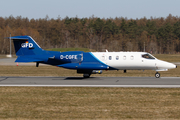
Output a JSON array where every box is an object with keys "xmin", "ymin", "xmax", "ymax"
[{"xmin": 0, "ymin": 76, "xmax": 180, "ymax": 87}]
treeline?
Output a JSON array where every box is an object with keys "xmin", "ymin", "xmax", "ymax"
[{"xmin": 0, "ymin": 14, "xmax": 180, "ymax": 54}]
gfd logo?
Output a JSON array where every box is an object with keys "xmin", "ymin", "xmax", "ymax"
[{"xmin": 21, "ymin": 41, "xmax": 33, "ymax": 48}]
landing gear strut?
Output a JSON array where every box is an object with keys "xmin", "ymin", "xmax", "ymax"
[{"xmin": 155, "ymin": 72, "xmax": 160, "ymax": 78}]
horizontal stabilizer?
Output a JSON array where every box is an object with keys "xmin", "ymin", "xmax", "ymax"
[
  {"xmin": 5, "ymin": 37, "xmax": 28, "ymax": 40},
  {"xmin": 15, "ymin": 56, "xmax": 43, "ymax": 63}
]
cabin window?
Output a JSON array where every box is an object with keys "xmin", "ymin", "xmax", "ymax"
[
  {"xmin": 101, "ymin": 55, "xmax": 107, "ymax": 61},
  {"xmin": 116, "ymin": 56, "xmax": 119, "ymax": 60},
  {"xmin": 123, "ymin": 56, "xmax": 126, "ymax": 60},
  {"xmin": 130, "ymin": 56, "xmax": 134, "ymax": 60},
  {"xmin": 109, "ymin": 56, "xmax": 112, "ymax": 60},
  {"xmin": 101, "ymin": 56, "xmax": 105, "ymax": 60},
  {"xmin": 142, "ymin": 54, "xmax": 155, "ymax": 59}
]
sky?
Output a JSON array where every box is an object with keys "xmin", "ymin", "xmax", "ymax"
[{"xmin": 1, "ymin": 0, "xmax": 180, "ymax": 20}]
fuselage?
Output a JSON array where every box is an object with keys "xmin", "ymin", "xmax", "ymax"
[{"xmin": 42, "ymin": 51, "xmax": 176, "ymax": 71}]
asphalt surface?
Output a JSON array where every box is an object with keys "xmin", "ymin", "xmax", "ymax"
[{"xmin": 0, "ymin": 76, "xmax": 180, "ymax": 87}]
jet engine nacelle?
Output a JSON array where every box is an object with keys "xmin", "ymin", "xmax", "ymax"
[{"xmin": 92, "ymin": 70, "xmax": 102, "ymax": 74}]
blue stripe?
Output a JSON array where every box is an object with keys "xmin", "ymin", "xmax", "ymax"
[
  {"xmin": 89, "ymin": 52, "xmax": 118, "ymax": 70},
  {"xmin": 89, "ymin": 52, "xmax": 107, "ymax": 65}
]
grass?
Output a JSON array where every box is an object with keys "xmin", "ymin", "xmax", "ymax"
[
  {"xmin": 154, "ymin": 54, "xmax": 180, "ymax": 62},
  {"xmin": 0, "ymin": 55, "xmax": 16, "ymax": 59},
  {"xmin": 0, "ymin": 87, "xmax": 180, "ymax": 119}
]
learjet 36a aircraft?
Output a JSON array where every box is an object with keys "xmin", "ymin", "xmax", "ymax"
[{"xmin": 7, "ymin": 36, "xmax": 177, "ymax": 78}]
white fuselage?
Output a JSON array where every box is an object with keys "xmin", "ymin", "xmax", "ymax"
[{"xmin": 91, "ymin": 52, "xmax": 176, "ymax": 71}]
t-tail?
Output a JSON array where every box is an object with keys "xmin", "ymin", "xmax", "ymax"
[
  {"xmin": 6, "ymin": 36, "xmax": 51, "ymax": 63},
  {"xmin": 10, "ymin": 36, "xmax": 44, "ymax": 56}
]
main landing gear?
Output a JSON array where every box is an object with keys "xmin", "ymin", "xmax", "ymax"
[
  {"xmin": 83, "ymin": 74, "xmax": 91, "ymax": 78},
  {"xmin": 155, "ymin": 72, "xmax": 160, "ymax": 78}
]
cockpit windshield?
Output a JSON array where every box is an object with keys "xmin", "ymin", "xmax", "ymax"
[{"xmin": 142, "ymin": 53, "xmax": 155, "ymax": 59}]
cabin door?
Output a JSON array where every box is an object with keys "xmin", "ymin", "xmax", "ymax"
[{"xmin": 77, "ymin": 53, "xmax": 83, "ymax": 63}]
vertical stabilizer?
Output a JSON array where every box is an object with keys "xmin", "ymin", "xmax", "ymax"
[{"xmin": 10, "ymin": 36, "xmax": 44, "ymax": 56}]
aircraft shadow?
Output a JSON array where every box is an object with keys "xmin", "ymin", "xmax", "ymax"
[
  {"xmin": 51, "ymin": 77, "xmax": 91, "ymax": 80},
  {"xmin": 0, "ymin": 77, "xmax": 9, "ymax": 82},
  {"xmin": 64, "ymin": 77, "xmax": 96, "ymax": 80}
]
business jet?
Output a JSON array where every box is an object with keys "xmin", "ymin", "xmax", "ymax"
[{"xmin": 7, "ymin": 36, "xmax": 177, "ymax": 78}]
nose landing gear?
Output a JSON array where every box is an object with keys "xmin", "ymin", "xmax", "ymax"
[{"xmin": 155, "ymin": 72, "xmax": 160, "ymax": 78}]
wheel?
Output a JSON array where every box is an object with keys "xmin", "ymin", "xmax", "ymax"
[
  {"xmin": 83, "ymin": 74, "xmax": 91, "ymax": 78},
  {"xmin": 155, "ymin": 72, "xmax": 160, "ymax": 78}
]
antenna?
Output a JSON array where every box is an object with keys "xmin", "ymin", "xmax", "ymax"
[
  {"xmin": 6, "ymin": 33, "xmax": 12, "ymax": 58},
  {"xmin": 10, "ymin": 33, "xmax": 11, "ymax": 56},
  {"xmin": 144, "ymin": 42, "xmax": 145, "ymax": 52}
]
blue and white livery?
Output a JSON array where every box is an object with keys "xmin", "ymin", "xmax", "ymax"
[{"xmin": 7, "ymin": 36, "xmax": 177, "ymax": 78}]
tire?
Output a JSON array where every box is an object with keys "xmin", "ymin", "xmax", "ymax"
[
  {"xmin": 155, "ymin": 72, "xmax": 160, "ymax": 78},
  {"xmin": 83, "ymin": 74, "xmax": 91, "ymax": 78}
]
